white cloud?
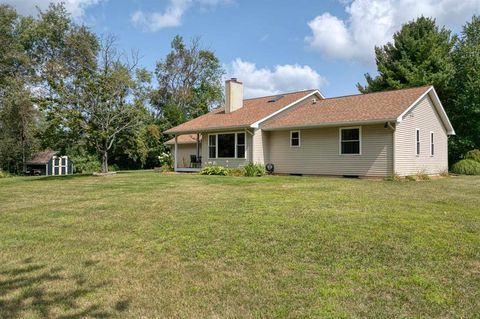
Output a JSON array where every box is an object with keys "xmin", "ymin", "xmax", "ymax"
[
  {"xmin": 228, "ymin": 58, "xmax": 327, "ymax": 98},
  {"xmin": 131, "ymin": 0, "xmax": 232, "ymax": 32},
  {"xmin": 306, "ymin": 0, "xmax": 480, "ymax": 64},
  {"xmin": 2, "ymin": 0, "xmax": 102, "ymax": 19}
]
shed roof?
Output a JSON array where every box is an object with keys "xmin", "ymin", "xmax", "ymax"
[{"xmin": 26, "ymin": 151, "xmax": 57, "ymax": 165}]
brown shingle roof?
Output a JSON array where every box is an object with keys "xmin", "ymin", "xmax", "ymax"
[
  {"xmin": 262, "ymin": 86, "xmax": 431, "ymax": 130},
  {"xmin": 26, "ymin": 150, "xmax": 57, "ymax": 165},
  {"xmin": 165, "ymin": 134, "xmax": 202, "ymax": 145},
  {"xmin": 164, "ymin": 90, "xmax": 317, "ymax": 134}
]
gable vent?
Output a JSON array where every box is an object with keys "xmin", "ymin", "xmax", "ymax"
[{"xmin": 268, "ymin": 95, "xmax": 284, "ymax": 103}]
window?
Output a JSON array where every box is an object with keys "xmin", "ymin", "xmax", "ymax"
[
  {"xmin": 290, "ymin": 131, "xmax": 300, "ymax": 147},
  {"xmin": 237, "ymin": 133, "xmax": 245, "ymax": 158},
  {"xmin": 208, "ymin": 132, "xmax": 246, "ymax": 159},
  {"xmin": 430, "ymin": 132, "xmax": 434, "ymax": 156},
  {"xmin": 218, "ymin": 134, "xmax": 235, "ymax": 157},
  {"xmin": 416, "ymin": 129, "xmax": 420, "ymax": 156},
  {"xmin": 340, "ymin": 127, "xmax": 361, "ymax": 154},
  {"xmin": 208, "ymin": 135, "xmax": 216, "ymax": 158}
]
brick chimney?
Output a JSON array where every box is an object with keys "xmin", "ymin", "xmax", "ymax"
[{"xmin": 225, "ymin": 78, "xmax": 243, "ymax": 113}]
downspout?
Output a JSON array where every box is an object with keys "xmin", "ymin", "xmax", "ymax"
[
  {"xmin": 245, "ymin": 129, "xmax": 254, "ymax": 163},
  {"xmin": 386, "ymin": 122, "xmax": 396, "ymax": 176}
]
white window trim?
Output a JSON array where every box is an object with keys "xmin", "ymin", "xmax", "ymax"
[
  {"xmin": 339, "ymin": 127, "xmax": 362, "ymax": 155},
  {"xmin": 207, "ymin": 132, "xmax": 246, "ymax": 159},
  {"xmin": 430, "ymin": 131, "xmax": 434, "ymax": 157},
  {"xmin": 290, "ymin": 130, "xmax": 301, "ymax": 147},
  {"xmin": 415, "ymin": 128, "xmax": 420, "ymax": 156}
]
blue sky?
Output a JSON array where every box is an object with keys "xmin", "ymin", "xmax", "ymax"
[{"xmin": 5, "ymin": 0, "xmax": 480, "ymax": 98}]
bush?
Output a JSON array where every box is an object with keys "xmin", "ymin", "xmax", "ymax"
[
  {"xmin": 465, "ymin": 149, "xmax": 480, "ymax": 163},
  {"xmin": 451, "ymin": 159, "xmax": 480, "ymax": 175},
  {"xmin": 243, "ymin": 163, "xmax": 266, "ymax": 177},
  {"xmin": 158, "ymin": 152, "xmax": 173, "ymax": 169},
  {"xmin": 0, "ymin": 170, "xmax": 13, "ymax": 178},
  {"xmin": 108, "ymin": 164, "xmax": 120, "ymax": 172},
  {"xmin": 200, "ymin": 166, "xmax": 230, "ymax": 176},
  {"xmin": 71, "ymin": 154, "xmax": 101, "ymax": 174}
]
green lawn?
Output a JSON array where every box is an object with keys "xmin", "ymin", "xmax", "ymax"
[{"xmin": 0, "ymin": 171, "xmax": 479, "ymax": 318}]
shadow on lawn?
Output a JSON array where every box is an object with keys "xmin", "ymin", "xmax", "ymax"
[
  {"xmin": 0, "ymin": 258, "xmax": 130, "ymax": 318},
  {"xmin": 30, "ymin": 170, "xmax": 138, "ymax": 182},
  {"xmin": 29, "ymin": 174, "xmax": 94, "ymax": 182}
]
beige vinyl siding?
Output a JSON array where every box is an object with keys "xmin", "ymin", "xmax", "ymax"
[
  {"xmin": 394, "ymin": 95, "xmax": 448, "ymax": 176},
  {"xmin": 170, "ymin": 144, "xmax": 200, "ymax": 168},
  {"xmin": 201, "ymin": 131, "xmax": 252, "ymax": 168},
  {"xmin": 268, "ymin": 124, "xmax": 393, "ymax": 177},
  {"xmin": 252, "ymin": 129, "xmax": 270, "ymax": 164}
]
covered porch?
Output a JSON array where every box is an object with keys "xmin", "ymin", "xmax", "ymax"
[{"xmin": 171, "ymin": 133, "xmax": 202, "ymax": 173}]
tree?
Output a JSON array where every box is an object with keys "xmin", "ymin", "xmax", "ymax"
[
  {"xmin": 59, "ymin": 36, "xmax": 150, "ymax": 173},
  {"xmin": 448, "ymin": 16, "xmax": 480, "ymax": 161},
  {"xmin": 357, "ymin": 17, "xmax": 456, "ymax": 101},
  {"xmin": 0, "ymin": 79, "xmax": 37, "ymax": 173},
  {"xmin": 0, "ymin": 5, "xmax": 38, "ymax": 173},
  {"xmin": 152, "ymin": 35, "xmax": 224, "ymax": 129}
]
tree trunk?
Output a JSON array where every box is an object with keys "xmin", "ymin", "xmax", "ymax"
[{"xmin": 101, "ymin": 151, "xmax": 108, "ymax": 173}]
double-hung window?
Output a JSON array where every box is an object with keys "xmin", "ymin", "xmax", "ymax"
[
  {"xmin": 237, "ymin": 133, "xmax": 245, "ymax": 158},
  {"xmin": 416, "ymin": 129, "xmax": 420, "ymax": 156},
  {"xmin": 290, "ymin": 131, "xmax": 300, "ymax": 147},
  {"xmin": 430, "ymin": 132, "xmax": 434, "ymax": 156},
  {"xmin": 340, "ymin": 127, "xmax": 361, "ymax": 155},
  {"xmin": 208, "ymin": 132, "xmax": 246, "ymax": 159},
  {"xmin": 208, "ymin": 135, "xmax": 216, "ymax": 158}
]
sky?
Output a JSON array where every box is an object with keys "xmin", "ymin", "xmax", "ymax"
[{"xmin": 3, "ymin": 0, "xmax": 480, "ymax": 98}]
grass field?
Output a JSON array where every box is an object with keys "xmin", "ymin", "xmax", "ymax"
[{"xmin": 0, "ymin": 171, "xmax": 479, "ymax": 318}]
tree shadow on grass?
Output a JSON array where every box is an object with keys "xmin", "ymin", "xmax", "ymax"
[
  {"xmin": 29, "ymin": 174, "xmax": 94, "ymax": 182},
  {"xmin": 0, "ymin": 258, "xmax": 130, "ymax": 319}
]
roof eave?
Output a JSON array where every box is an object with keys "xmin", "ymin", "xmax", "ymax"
[
  {"xmin": 262, "ymin": 119, "xmax": 397, "ymax": 131},
  {"xmin": 164, "ymin": 125, "xmax": 252, "ymax": 135}
]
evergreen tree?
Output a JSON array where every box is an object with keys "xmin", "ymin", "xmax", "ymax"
[
  {"xmin": 357, "ymin": 17, "xmax": 456, "ymax": 101},
  {"xmin": 449, "ymin": 16, "xmax": 480, "ymax": 161}
]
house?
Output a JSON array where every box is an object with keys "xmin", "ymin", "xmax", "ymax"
[
  {"xmin": 25, "ymin": 151, "xmax": 73, "ymax": 176},
  {"xmin": 164, "ymin": 78, "xmax": 455, "ymax": 177}
]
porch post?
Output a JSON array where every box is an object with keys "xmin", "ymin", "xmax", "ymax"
[
  {"xmin": 174, "ymin": 135, "xmax": 178, "ymax": 172},
  {"xmin": 196, "ymin": 133, "xmax": 200, "ymax": 165}
]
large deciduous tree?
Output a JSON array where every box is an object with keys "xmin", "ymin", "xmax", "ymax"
[
  {"xmin": 59, "ymin": 36, "xmax": 150, "ymax": 173},
  {"xmin": 448, "ymin": 16, "xmax": 480, "ymax": 161},
  {"xmin": 152, "ymin": 35, "xmax": 224, "ymax": 129},
  {"xmin": 357, "ymin": 17, "xmax": 456, "ymax": 101},
  {"xmin": 0, "ymin": 5, "xmax": 37, "ymax": 173}
]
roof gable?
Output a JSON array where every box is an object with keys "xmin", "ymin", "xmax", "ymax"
[{"xmin": 397, "ymin": 87, "xmax": 455, "ymax": 135}]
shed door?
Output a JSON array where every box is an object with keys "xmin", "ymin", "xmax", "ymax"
[
  {"xmin": 53, "ymin": 158, "xmax": 60, "ymax": 175},
  {"xmin": 61, "ymin": 157, "xmax": 67, "ymax": 175}
]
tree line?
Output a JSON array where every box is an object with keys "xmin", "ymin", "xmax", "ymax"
[
  {"xmin": 0, "ymin": 3, "xmax": 478, "ymax": 174},
  {"xmin": 0, "ymin": 3, "xmax": 223, "ymax": 174}
]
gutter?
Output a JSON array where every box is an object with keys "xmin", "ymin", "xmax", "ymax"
[{"xmin": 262, "ymin": 119, "xmax": 397, "ymax": 131}]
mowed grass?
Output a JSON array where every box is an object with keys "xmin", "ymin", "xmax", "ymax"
[{"xmin": 0, "ymin": 171, "xmax": 479, "ymax": 318}]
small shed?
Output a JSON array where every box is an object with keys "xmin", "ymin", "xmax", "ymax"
[{"xmin": 26, "ymin": 151, "xmax": 73, "ymax": 176}]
